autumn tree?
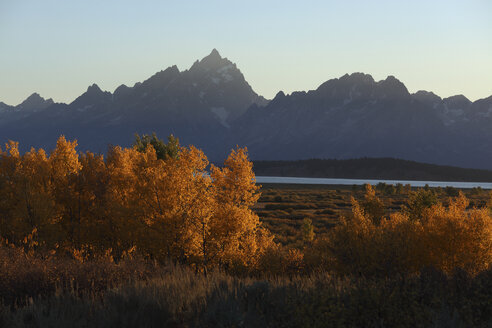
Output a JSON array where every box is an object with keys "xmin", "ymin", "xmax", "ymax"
[
  {"xmin": 0, "ymin": 136, "xmax": 275, "ymax": 272},
  {"xmin": 0, "ymin": 142, "xmax": 58, "ymax": 246},
  {"xmin": 49, "ymin": 136, "xmax": 83, "ymax": 249},
  {"xmin": 360, "ymin": 184, "xmax": 385, "ymax": 225},
  {"xmin": 420, "ymin": 192, "xmax": 492, "ymax": 274},
  {"xmin": 322, "ymin": 190, "xmax": 492, "ymax": 276},
  {"xmin": 75, "ymin": 152, "xmax": 111, "ymax": 252},
  {"xmin": 105, "ymin": 145, "xmax": 145, "ymax": 257},
  {"xmin": 0, "ymin": 141, "xmax": 22, "ymax": 242},
  {"xmin": 210, "ymin": 147, "xmax": 272, "ymax": 271},
  {"xmin": 128, "ymin": 144, "xmax": 212, "ymax": 263}
]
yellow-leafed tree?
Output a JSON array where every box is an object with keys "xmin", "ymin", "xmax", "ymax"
[{"xmin": 210, "ymin": 147, "xmax": 271, "ymax": 271}]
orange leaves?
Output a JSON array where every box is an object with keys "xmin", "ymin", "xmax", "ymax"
[
  {"xmin": 207, "ymin": 147, "xmax": 266, "ymax": 270},
  {"xmin": 211, "ymin": 147, "xmax": 260, "ymax": 208},
  {"xmin": 5, "ymin": 140, "xmax": 20, "ymax": 158},
  {"xmin": 0, "ymin": 135, "xmax": 270, "ymax": 272},
  {"xmin": 322, "ymin": 188, "xmax": 492, "ymax": 276},
  {"xmin": 3, "ymin": 135, "xmax": 491, "ymax": 277},
  {"xmin": 49, "ymin": 136, "xmax": 81, "ymax": 176},
  {"xmin": 420, "ymin": 192, "xmax": 492, "ymax": 274}
]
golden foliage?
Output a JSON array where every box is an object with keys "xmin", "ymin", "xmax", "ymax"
[
  {"xmin": 0, "ymin": 137, "xmax": 272, "ymax": 273},
  {"xmin": 2, "ymin": 137, "xmax": 491, "ymax": 277},
  {"xmin": 318, "ymin": 187, "xmax": 492, "ymax": 276}
]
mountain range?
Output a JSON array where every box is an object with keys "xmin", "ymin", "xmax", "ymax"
[{"xmin": 1, "ymin": 49, "xmax": 492, "ymax": 169}]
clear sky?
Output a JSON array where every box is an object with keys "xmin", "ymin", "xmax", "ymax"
[{"xmin": 1, "ymin": 0, "xmax": 491, "ymax": 105}]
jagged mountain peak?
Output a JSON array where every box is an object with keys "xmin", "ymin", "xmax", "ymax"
[
  {"xmin": 270, "ymin": 91, "xmax": 287, "ymax": 104},
  {"xmin": 113, "ymin": 84, "xmax": 131, "ymax": 99},
  {"xmin": 114, "ymin": 84, "xmax": 129, "ymax": 93},
  {"xmin": 275, "ymin": 91, "xmax": 286, "ymax": 98},
  {"xmin": 209, "ymin": 48, "xmax": 221, "ymax": 58},
  {"xmin": 51, "ymin": 50, "xmax": 266, "ymax": 126},
  {"xmin": 141, "ymin": 65, "xmax": 181, "ymax": 90},
  {"xmin": 4, "ymin": 50, "xmax": 492, "ymax": 169},
  {"xmin": 378, "ymin": 75, "xmax": 409, "ymax": 98},
  {"xmin": 442, "ymin": 95, "xmax": 472, "ymax": 116},
  {"xmin": 339, "ymin": 72, "xmax": 375, "ymax": 84},
  {"xmin": 86, "ymin": 83, "xmax": 104, "ymax": 94},
  {"xmin": 317, "ymin": 72, "xmax": 379, "ymax": 95},
  {"xmin": 25, "ymin": 92, "xmax": 41, "ymax": 100},
  {"xmin": 155, "ymin": 65, "xmax": 180, "ymax": 76},
  {"xmin": 380, "ymin": 75, "xmax": 404, "ymax": 86},
  {"xmin": 16, "ymin": 92, "xmax": 54, "ymax": 111},
  {"xmin": 70, "ymin": 83, "xmax": 111, "ymax": 108},
  {"xmin": 413, "ymin": 90, "xmax": 442, "ymax": 103},
  {"xmin": 443, "ymin": 94, "xmax": 471, "ymax": 105},
  {"xmin": 315, "ymin": 73, "xmax": 410, "ymax": 101},
  {"xmin": 189, "ymin": 49, "xmax": 233, "ymax": 73}
]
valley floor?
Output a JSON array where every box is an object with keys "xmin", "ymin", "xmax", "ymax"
[{"xmin": 255, "ymin": 183, "xmax": 490, "ymax": 247}]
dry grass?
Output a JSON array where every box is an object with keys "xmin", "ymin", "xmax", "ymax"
[
  {"xmin": 256, "ymin": 184, "xmax": 491, "ymax": 247},
  {"xmin": 1, "ymin": 256, "xmax": 491, "ymax": 327},
  {"xmin": 0, "ymin": 246, "xmax": 159, "ymax": 307}
]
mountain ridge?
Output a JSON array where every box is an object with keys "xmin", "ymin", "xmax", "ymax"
[{"xmin": 1, "ymin": 50, "xmax": 492, "ymax": 170}]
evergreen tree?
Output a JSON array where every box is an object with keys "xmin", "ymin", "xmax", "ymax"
[{"xmin": 133, "ymin": 133, "xmax": 180, "ymax": 160}]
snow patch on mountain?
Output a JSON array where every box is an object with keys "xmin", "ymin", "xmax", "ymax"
[
  {"xmin": 439, "ymin": 104, "xmax": 466, "ymax": 126},
  {"xmin": 217, "ymin": 64, "xmax": 235, "ymax": 82},
  {"xmin": 210, "ymin": 107, "xmax": 230, "ymax": 128},
  {"xmin": 476, "ymin": 106, "xmax": 492, "ymax": 118}
]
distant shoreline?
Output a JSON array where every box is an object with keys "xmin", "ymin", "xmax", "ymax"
[
  {"xmin": 252, "ymin": 158, "xmax": 492, "ymax": 183},
  {"xmin": 255, "ymin": 176, "xmax": 492, "ymax": 189}
]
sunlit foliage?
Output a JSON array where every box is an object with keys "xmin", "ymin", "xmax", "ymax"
[
  {"xmin": 1, "ymin": 136, "xmax": 491, "ymax": 278},
  {"xmin": 0, "ymin": 136, "xmax": 273, "ymax": 273},
  {"xmin": 311, "ymin": 187, "xmax": 492, "ymax": 276}
]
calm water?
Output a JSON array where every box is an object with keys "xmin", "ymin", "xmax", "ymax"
[{"xmin": 255, "ymin": 176, "xmax": 492, "ymax": 189}]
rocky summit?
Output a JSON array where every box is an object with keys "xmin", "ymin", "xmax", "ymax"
[{"xmin": 1, "ymin": 50, "xmax": 492, "ymax": 169}]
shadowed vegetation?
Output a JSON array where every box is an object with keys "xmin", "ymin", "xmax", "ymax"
[{"xmin": 1, "ymin": 252, "xmax": 491, "ymax": 327}]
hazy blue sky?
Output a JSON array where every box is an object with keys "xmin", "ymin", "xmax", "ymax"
[{"xmin": 1, "ymin": 0, "xmax": 491, "ymax": 105}]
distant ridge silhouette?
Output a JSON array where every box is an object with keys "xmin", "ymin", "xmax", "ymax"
[{"xmin": 1, "ymin": 50, "xmax": 492, "ymax": 170}]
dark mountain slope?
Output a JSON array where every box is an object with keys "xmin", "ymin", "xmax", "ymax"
[
  {"xmin": 233, "ymin": 73, "xmax": 492, "ymax": 169},
  {"xmin": 1, "ymin": 51, "xmax": 492, "ymax": 169},
  {"xmin": 0, "ymin": 50, "xmax": 266, "ymax": 157}
]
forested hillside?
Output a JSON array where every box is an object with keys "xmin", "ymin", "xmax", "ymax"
[{"xmin": 253, "ymin": 158, "xmax": 492, "ymax": 182}]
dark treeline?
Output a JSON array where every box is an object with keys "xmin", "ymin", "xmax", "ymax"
[{"xmin": 253, "ymin": 157, "xmax": 492, "ymax": 182}]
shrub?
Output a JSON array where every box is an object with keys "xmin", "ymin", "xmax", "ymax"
[
  {"xmin": 404, "ymin": 189, "xmax": 438, "ymax": 221},
  {"xmin": 445, "ymin": 186, "xmax": 460, "ymax": 197},
  {"xmin": 320, "ymin": 192, "xmax": 492, "ymax": 276}
]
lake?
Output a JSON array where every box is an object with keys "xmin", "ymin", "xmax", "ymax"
[{"xmin": 255, "ymin": 176, "xmax": 492, "ymax": 189}]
